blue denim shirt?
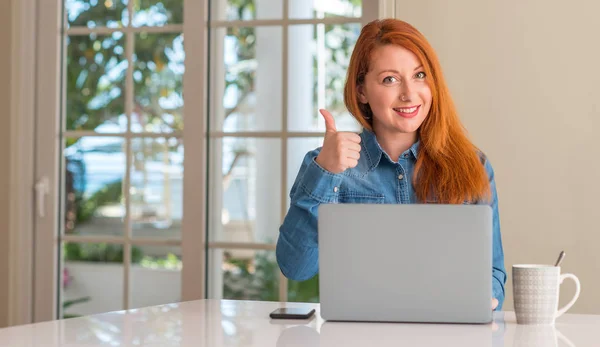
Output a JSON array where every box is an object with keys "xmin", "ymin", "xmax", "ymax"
[{"xmin": 276, "ymin": 128, "xmax": 507, "ymax": 310}]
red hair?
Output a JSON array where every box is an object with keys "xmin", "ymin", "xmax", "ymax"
[{"xmin": 344, "ymin": 19, "xmax": 490, "ymax": 204}]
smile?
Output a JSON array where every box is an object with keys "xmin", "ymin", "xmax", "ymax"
[{"xmin": 393, "ymin": 105, "xmax": 420, "ymax": 118}]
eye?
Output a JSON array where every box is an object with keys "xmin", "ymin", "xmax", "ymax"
[
  {"xmin": 382, "ymin": 76, "xmax": 398, "ymax": 84},
  {"xmin": 415, "ymin": 71, "xmax": 426, "ymax": 79}
]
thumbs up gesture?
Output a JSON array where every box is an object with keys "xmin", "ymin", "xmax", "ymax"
[{"xmin": 315, "ymin": 109, "xmax": 362, "ymax": 174}]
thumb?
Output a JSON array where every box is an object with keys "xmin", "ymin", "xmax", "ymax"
[{"xmin": 320, "ymin": 109, "xmax": 337, "ymax": 133}]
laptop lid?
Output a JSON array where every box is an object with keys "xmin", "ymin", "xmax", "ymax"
[{"xmin": 318, "ymin": 204, "xmax": 493, "ymax": 323}]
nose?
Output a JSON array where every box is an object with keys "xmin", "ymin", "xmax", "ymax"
[{"xmin": 399, "ymin": 81, "xmax": 413, "ymax": 102}]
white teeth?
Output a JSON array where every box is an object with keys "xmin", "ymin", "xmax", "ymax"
[{"xmin": 395, "ymin": 106, "xmax": 417, "ymax": 113}]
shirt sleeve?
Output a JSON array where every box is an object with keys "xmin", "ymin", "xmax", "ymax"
[
  {"xmin": 276, "ymin": 149, "xmax": 344, "ymax": 281},
  {"xmin": 483, "ymin": 157, "xmax": 508, "ymax": 311}
]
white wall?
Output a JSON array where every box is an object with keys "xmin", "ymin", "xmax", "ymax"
[
  {"xmin": 0, "ymin": 0, "xmax": 12, "ymax": 329},
  {"xmin": 395, "ymin": 0, "xmax": 600, "ymax": 313}
]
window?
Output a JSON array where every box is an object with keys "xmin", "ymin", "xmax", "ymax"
[
  {"xmin": 59, "ymin": 0, "xmax": 187, "ymax": 317},
  {"xmin": 206, "ymin": 0, "xmax": 366, "ymax": 302}
]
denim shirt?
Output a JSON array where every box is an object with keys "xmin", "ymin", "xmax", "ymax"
[{"xmin": 276, "ymin": 128, "xmax": 507, "ymax": 310}]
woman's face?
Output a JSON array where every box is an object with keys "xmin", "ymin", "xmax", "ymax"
[{"xmin": 358, "ymin": 44, "xmax": 432, "ymax": 135}]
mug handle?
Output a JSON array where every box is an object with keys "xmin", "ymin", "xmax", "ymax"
[{"xmin": 555, "ymin": 273, "xmax": 581, "ymax": 318}]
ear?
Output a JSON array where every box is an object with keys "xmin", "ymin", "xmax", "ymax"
[{"xmin": 357, "ymin": 84, "xmax": 368, "ymax": 104}]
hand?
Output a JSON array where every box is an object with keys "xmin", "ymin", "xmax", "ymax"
[
  {"xmin": 315, "ymin": 109, "xmax": 362, "ymax": 174},
  {"xmin": 492, "ymin": 298, "xmax": 499, "ymax": 310}
]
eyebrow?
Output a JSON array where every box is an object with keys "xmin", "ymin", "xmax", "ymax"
[{"xmin": 377, "ymin": 65, "xmax": 424, "ymax": 75}]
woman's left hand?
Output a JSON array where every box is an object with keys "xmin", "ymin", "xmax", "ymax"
[{"xmin": 492, "ymin": 298, "xmax": 499, "ymax": 310}]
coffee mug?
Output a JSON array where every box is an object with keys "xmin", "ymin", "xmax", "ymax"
[{"xmin": 512, "ymin": 264, "xmax": 581, "ymax": 325}]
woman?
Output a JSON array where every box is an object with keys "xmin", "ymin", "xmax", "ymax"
[{"xmin": 276, "ymin": 19, "xmax": 507, "ymax": 310}]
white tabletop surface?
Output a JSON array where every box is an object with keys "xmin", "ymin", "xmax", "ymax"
[{"xmin": 0, "ymin": 299, "xmax": 598, "ymax": 346}]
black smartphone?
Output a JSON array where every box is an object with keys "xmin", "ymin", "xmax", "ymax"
[{"xmin": 269, "ymin": 307, "xmax": 316, "ymax": 319}]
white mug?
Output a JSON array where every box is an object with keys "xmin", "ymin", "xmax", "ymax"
[{"xmin": 512, "ymin": 264, "xmax": 581, "ymax": 325}]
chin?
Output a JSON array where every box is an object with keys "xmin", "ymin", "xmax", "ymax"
[
  {"xmin": 395, "ymin": 127, "xmax": 419, "ymax": 134},
  {"xmin": 374, "ymin": 114, "xmax": 426, "ymax": 134},
  {"xmin": 393, "ymin": 120, "xmax": 424, "ymax": 134}
]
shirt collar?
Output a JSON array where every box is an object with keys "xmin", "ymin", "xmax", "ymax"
[
  {"xmin": 409, "ymin": 141, "xmax": 420, "ymax": 159},
  {"xmin": 360, "ymin": 128, "xmax": 420, "ymax": 169}
]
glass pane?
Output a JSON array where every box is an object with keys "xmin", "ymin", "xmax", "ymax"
[
  {"xmin": 131, "ymin": 138, "xmax": 183, "ymax": 239},
  {"xmin": 208, "ymin": 138, "xmax": 281, "ymax": 244},
  {"xmin": 130, "ymin": 245, "xmax": 182, "ymax": 309},
  {"xmin": 64, "ymin": 137, "xmax": 125, "ymax": 236},
  {"xmin": 210, "ymin": 27, "xmax": 282, "ymax": 132},
  {"xmin": 288, "ymin": 276, "xmax": 319, "ymax": 303},
  {"xmin": 208, "ymin": 249, "xmax": 279, "ymax": 301},
  {"xmin": 289, "ymin": 0, "xmax": 362, "ymax": 19},
  {"xmin": 66, "ymin": 0, "xmax": 129, "ymax": 28},
  {"xmin": 286, "ymin": 137, "xmax": 323, "ymax": 210},
  {"xmin": 66, "ymin": 33, "xmax": 127, "ymax": 132},
  {"xmin": 210, "ymin": 0, "xmax": 282, "ymax": 21},
  {"xmin": 288, "ymin": 24, "xmax": 362, "ymax": 132},
  {"xmin": 133, "ymin": 0, "xmax": 183, "ymax": 27},
  {"xmin": 133, "ymin": 33, "xmax": 184, "ymax": 133},
  {"xmin": 62, "ymin": 242, "xmax": 124, "ymax": 318}
]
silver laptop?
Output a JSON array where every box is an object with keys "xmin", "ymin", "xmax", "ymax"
[{"xmin": 318, "ymin": 204, "xmax": 493, "ymax": 324}]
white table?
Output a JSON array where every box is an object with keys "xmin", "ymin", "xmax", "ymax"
[{"xmin": 0, "ymin": 299, "xmax": 597, "ymax": 346}]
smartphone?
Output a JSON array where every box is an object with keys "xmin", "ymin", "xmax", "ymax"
[{"xmin": 269, "ymin": 307, "xmax": 316, "ymax": 319}]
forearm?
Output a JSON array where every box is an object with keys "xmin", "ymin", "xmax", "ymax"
[
  {"xmin": 493, "ymin": 267, "xmax": 507, "ymax": 310},
  {"xmin": 276, "ymin": 150, "xmax": 343, "ymax": 281},
  {"xmin": 276, "ymin": 204, "xmax": 319, "ymax": 281},
  {"xmin": 483, "ymin": 156, "xmax": 507, "ymax": 311}
]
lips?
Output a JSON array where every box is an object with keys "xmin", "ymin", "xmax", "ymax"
[{"xmin": 393, "ymin": 105, "xmax": 421, "ymax": 119}]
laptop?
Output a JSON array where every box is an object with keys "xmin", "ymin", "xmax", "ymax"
[{"xmin": 318, "ymin": 204, "xmax": 493, "ymax": 324}]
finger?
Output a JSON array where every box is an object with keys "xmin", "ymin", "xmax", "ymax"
[
  {"xmin": 320, "ymin": 109, "xmax": 337, "ymax": 133},
  {"xmin": 492, "ymin": 299, "xmax": 499, "ymax": 310},
  {"xmin": 339, "ymin": 132, "xmax": 361, "ymax": 144},
  {"xmin": 345, "ymin": 150, "xmax": 360, "ymax": 160},
  {"xmin": 343, "ymin": 142, "xmax": 362, "ymax": 153}
]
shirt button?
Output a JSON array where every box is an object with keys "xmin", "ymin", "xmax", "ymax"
[
  {"xmin": 333, "ymin": 186, "xmax": 339, "ymax": 193},
  {"xmin": 398, "ymin": 174, "xmax": 404, "ymax": 180}
]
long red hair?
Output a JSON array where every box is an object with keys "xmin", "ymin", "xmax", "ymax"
[{"xmin": 344, "ymin": 19, "xmax": 490, "ymax": 204}]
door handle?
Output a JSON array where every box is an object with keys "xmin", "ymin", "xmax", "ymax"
[{"xmin": 34, "ymin": 176, "xmax": 49, "ymax": 218}]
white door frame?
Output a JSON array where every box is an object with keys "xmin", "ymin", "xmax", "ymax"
[
  {"xmin": 181, "ymin": 0, "xmax": 209, "ymax": 302},
  {"xmin": 8, "ymin": 0, "xmax": 37, "ymax": 327},
  {"xmin": 33, "ymin": 0, "xmax": 62, "ymax": 323},
  {"xmin": 11, "ymin": 0, "xmax": 394, "ymax": 325}
]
